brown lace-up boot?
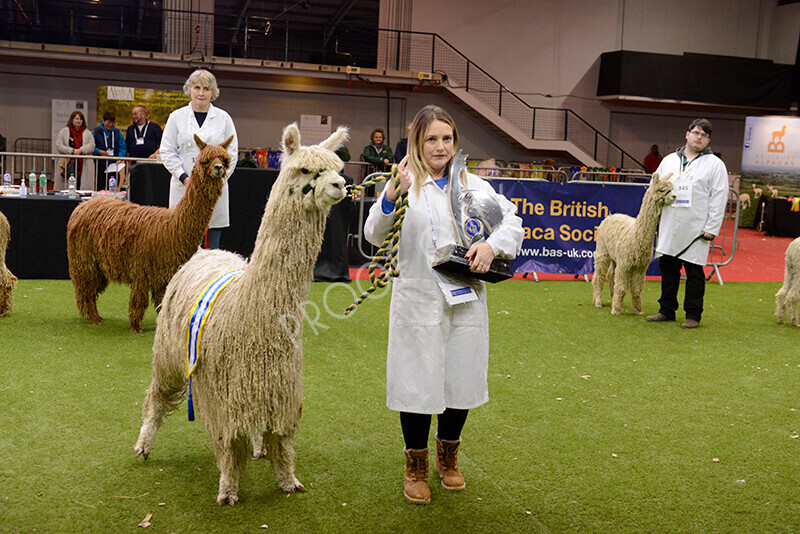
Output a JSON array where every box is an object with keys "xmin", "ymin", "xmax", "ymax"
[
  {"xmin": 435, "ymin": 436, "xmax": 465, "ymax": 491},
  {"xmin": 403, "ymin": 448, "xmax": 431, "ymax": 504}
]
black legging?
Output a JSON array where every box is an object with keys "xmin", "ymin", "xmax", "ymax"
[{"xmin": 400, "ymin": 408, "xmax": 469, "ymax": 450}]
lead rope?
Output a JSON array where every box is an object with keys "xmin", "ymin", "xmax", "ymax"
[{"xmin": 344, "ymin": 165, "xmax": 407, "ymax": 316}]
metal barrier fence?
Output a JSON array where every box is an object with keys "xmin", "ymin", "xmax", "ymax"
[
  {"xmin": 1, "ymin": 152, "xmax": 151, "ymax": 192},
  {"xmin": 469, "ymin": 166, "xmax": 568, "ymax": 182},
  {"xmin": 569, "ymin": 170, "xmax": 652, "ymax": 183},
  {"xmin": 706, "ymin": 188, "xmax": 741, "ymax": 286},
  {"xmin": 2, "ymin": 2, "xmax": 641, "ymax": 171}
]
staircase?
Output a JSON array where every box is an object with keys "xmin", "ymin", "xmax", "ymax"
[{"xmin": 378, "ymin": 30, "xmax": 643, "ymax": 169}]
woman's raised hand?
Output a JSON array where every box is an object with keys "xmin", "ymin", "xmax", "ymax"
[{"xmin": 384, "ymin": 155, "xmax": 412, "ymax": 202}]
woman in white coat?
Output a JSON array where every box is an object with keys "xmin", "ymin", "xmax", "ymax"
[
  {"xmin": 364, "ymin": 105, "xmax": 523, "ymax": 505},
  {"xmin": 55, "ymin": 110, "xmax": 95, "ymax": 190},
  {"xmin": 160, "ymin": 69, "xmax": 238, "ymax": 249}
]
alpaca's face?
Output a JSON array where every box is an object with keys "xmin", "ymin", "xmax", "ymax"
[
  {"xmin": 285, "ymin": 147, "xmax": 346, "ymax": 210},
  {"xmin": 651, "ymin": 179, "xmax": 677, "ymax": 207},
  {"xmin": 196, "ymin": 145, "xmax": 231, "ymax": 180}
]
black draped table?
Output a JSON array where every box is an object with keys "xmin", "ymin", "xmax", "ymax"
[
  {"xmin": 0, "ymin": 163, "xmax": 352, "ymax": 280},
  {"xmin": 0, "ymin": 196, "xmax": 82, "ymax": 279},
  {"xmin": 760, "ymin": 196, "xmax": 800, "ymax": 238},
  {"xmin": 129, "ymin": 163, "xmax": 352, "ymax": 281}
]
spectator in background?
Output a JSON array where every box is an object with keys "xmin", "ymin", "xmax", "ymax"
[
  {"xmin": 93, "ymin": 112, "xmax": 126, "ymax": 190},
  {"xmin": 335, "ymin": 145, "xmax": 351, "ymax": 163},
  {"xmin": 644, "ymin": 144, "xmax": 663, "ymax": 174},
  {"xmin": 160, "ymin": 69, "xmax": 238, "ymax": 250},
  {"xmin": 394, "ymin": 122, "xmax": 412, "ymax": 163},
  {"xmin": 126, "ymin": 104, "xmax": 162, "ymax": 160},
  {"xmin": 362, "ymin": 127, "xmax": 393, "ymax": 172},
  {"xmin": 56, "ymin": 110, "xmax": 95, "ymax": 190}
]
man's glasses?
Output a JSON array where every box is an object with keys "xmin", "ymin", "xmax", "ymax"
[{"xmin": 688, "ymin": 129, "xmax": 710, "ymax": 139}]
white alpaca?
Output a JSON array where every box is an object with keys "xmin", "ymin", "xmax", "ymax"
[
  {"xmin": 775, "ymin": 237, "xmax": 800, "ymax": 326},
  {"xmin": 752, "ymin": 184, "xmax": 762, "ymax": 199},
  {"xmin": 592, "ymin": 175, "xmax": 676, "ymax": 315},
  {"xmin": 739, "ymin": 193, "xmax": 751, "ymax": 211},
  {"xmin": 134, "ymin": 124, "xmax": 348, "ymax": 506},
  {"xmin": 768, "ymin": 184, "xmax": 778, "ymax": 198}
]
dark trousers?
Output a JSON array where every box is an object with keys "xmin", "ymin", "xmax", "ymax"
[
  {"xmin": 658, "ymin": 255, "xmax": 706, "ymax": 322},
  {"xmin": 205, "ymin": 228, "xmax": 222, "ymax": 250},
  {"xmin": 400, "ymin": 409, "xmax": 469, "ymax": 450}
]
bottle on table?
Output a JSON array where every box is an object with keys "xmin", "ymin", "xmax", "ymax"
[
  {"xmin": 27, "ymin": 170, "xmax": 37, "ymax": 196},
  {"xmin": 2, "ymin": 171, "xmax": 10, "ymax": 190},
  {"xmin": 108, "ymin": 175, "xmax": 117, "ymax": 196},
  {"xmin": 39, "ymin": 171, "xmax": 47, "ymax": 196},
  {"xmin": 19, "ymin": 177, "xmax": 27, "ymax": 197},
  {"xmin": 68, "ymin": 173, "xmax": 77, "ymax": 199}
]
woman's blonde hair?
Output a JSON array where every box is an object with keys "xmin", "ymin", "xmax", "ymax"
[
  {"xmin": 407, "ymin": 105, "xmax": 459, "ymax": 195},
  {"xmin": 183, "ymin": 69, "xmax": 220, "ymax": 101}
]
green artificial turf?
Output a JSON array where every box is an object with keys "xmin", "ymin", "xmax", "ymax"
[{"xmin": 0, "ymin": 279, "xmax": 798, "ymax": 533}]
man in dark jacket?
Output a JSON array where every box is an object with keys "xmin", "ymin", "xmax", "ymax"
[
  {"xmin": 93, "ymin": 112, "xmax": 126, "ymax": 190},
  {"xmin": 125, "ymin": 104, "xmax": 162, "ymax": 160}
]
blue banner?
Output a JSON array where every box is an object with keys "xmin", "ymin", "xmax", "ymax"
[{"xmin": 490, "ymin": 180, "xmax": 658, "ymax": 276}]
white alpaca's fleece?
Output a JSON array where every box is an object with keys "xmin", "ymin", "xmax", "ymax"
[
  {"xmin": 592, "ymin": 175, "xmax": 676, "ymax": 315},
  {"xmin": 134, "ymin": 123, "xmax": 348, "ymax": 506},
  {"xmin": 775, "ymin": 237, "xmax": 800, "ymax": 326}
]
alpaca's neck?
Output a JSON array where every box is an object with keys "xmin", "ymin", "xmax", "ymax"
[
  {"xmin": 633, "ymin": 196, "xmax": 663, "ymax": 243},
  {"xmin": 171, "ymin": 173, "xmax": 222, "ymax": 233},
  {"xmin": 241, "ymin": 190, "xmax": 328, "ymax": 312}
]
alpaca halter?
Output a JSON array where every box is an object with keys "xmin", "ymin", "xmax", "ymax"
[
  {"xmin": 185, "ymin": 269, "xmax": 244, "ymax": 421},
  {"xmin": 301, "ymin": 170, "xmax": 320, "ymax": 195},
  {"xmin": 343, "ymin": 165, "xmax": 407, "ymax": 315}
]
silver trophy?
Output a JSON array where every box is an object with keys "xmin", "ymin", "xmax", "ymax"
[{"xmin": 432, "ymin": 150, "xmax": 513, "ymax": 283}]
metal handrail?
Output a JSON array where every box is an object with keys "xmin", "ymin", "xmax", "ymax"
[
  {"xmin": 0, "ymin": 151, "xmax": 153, "ymax": 190},
  {"xmin": 705, "ymin": 187, "xmax": 741, "ymax": 286},
  {"xmin": 2, "ymin": 2, "xmax": 641, "ymax": 170},
  {"xmin": 470, "ymin": 166, "xmax": 569, "ymax": 182},
  {"xmin": 571, "ymin": 170, "xmax": 652, "ymax": 183}
]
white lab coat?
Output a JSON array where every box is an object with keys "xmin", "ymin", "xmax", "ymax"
[
  {"xmin": 160, "ymin": 103, "xmax": 238, "ymax": 228},
  {"xmin": 364, "ymin": 171, "xmax": 524, "ymax": 413},
  {"xmin": 654, "ymin": 148, "xmax": 729, "ymax": 265}
]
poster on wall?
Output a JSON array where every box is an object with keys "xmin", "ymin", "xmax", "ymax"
[
  {"xmin": 51, "ymin": 100, "xmax": 89, "ymax": 154},
  {"xmin": 492, "ymin": 180, "xmax": 660, "ymax": 276},
  {"xmin": 739, "ymin": 116, "xmax": 800, "ymax": 229},
  {"xmin": 96, "ymin": 86, "xmax": 188, "ymax": 133},
  {"xmin": 299, "ymin": 114, "xmax": 332, "ymax": 145}
]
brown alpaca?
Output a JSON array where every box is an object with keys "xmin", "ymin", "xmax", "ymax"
[
  {"xmin": 134, "ymin": 123, "xmax": 348, "ymax": 506},
  {"xmin": 0, "ymin": 211, "xmax": 18, "ymax": 316},
  {"xmin": 67, "ymin": 135, "xmax": 232, "ymax": 332}
]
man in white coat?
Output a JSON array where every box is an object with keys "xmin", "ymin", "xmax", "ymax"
[{"xmin": 646, "ymin": 118, "xmax": 728, "ymax": 328}]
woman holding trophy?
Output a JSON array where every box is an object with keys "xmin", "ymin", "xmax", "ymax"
[{"xmin": 364, "ymin": 105, "xmax": 524, "ymax": 505}]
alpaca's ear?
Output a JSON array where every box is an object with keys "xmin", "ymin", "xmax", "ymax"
[
  {"xmin": 220, "ymin": 135, "xmax": 234, "ymax": 150},
  {"xmin": 194, "ymin": 135, "xmax": 207, "ymax": 150},
  {"xmin": 319, "ymin": 126, "xmax": 349, "ymax": 152},
  {"xmin": 281, "ymin": 123, "xmax": 301, "ymax": 156}
]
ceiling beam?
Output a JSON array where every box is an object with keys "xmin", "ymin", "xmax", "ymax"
[{"xmin": 324, "ymin": 0, "xmax": 359, "ymax": 46}]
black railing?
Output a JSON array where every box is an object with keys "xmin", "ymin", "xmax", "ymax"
[{"xmin": 1, "ymin": 1, "xmax": 642, "ymax": 169}]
